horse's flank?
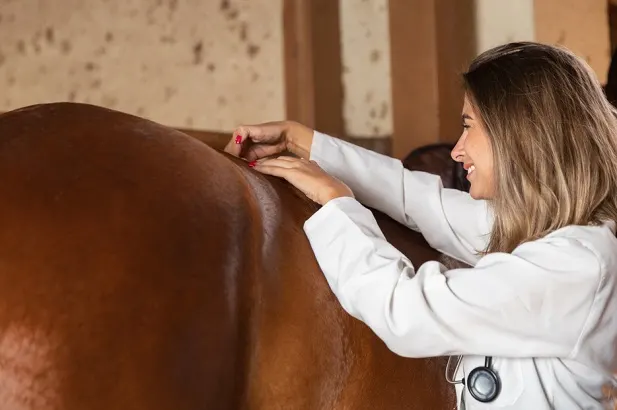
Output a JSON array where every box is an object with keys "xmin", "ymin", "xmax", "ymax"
[{"xmin": 0, "ymin": 103, "xmax": 455, "ymax": 409}]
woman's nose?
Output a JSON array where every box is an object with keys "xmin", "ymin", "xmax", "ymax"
[{"xmin": 451, "ymin": 134, "xmax": 466, "ymax": 162}]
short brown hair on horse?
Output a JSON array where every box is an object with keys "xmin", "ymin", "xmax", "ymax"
[{"xmin": 0, "ymin": 103, "xmax": 455, "ymax": 409}]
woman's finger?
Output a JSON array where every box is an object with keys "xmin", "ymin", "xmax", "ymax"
[
  {"xmin": 273, "ymin": 155, "xmax": 307, "ymax": 162},
  {"xmin": 223, "ymin": 133, "xmax": 243, "ymax": 157},
  {"xmin": 252, "ymin": 163, "xmax": 298, "ymax": 179},
  {"xmin": 233, "ymin": 122, "xmax": 287, "ymax": 144},
  {"xmin": 225, "ymin": 125, "xmax": 269, "ymax": 156},
  {"xmin": 257, "ymin": 157, "xmax": 305, "ymax": 169},
  {"xmin": 232, "ymin": 125, "xmax": 259, "ymax": 144},
  {"xmin": 242, "ymin": 141, "xmax": 287, "ymax": 162}
]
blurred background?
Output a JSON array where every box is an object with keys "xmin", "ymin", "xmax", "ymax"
[{"xmin": 0, "ymin": 0, "xmax": 615, "ymax": 159}]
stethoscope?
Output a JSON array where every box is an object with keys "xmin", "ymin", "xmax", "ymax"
[{"xmin": 445, "ymin": 355, "xmax": 501, "ymax": 403}]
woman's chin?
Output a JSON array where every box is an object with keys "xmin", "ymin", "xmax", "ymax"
[
  {"xmin": 468, "ymin": 183, "xmax": 494, "ymax": 200},
  {"xmin": 468, "ymin": 183, "xmax": 483, "ymax": 200}
]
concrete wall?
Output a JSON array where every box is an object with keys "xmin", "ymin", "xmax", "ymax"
[
  {"xmin": 0, "ymin": 0, "xmax": 612, "ymax": 138},
  {"xmin": 340, "ymin": 0, "xmax": 392, "ymax": 138},
  {"xmin": 0, "ymin": 0, "xmax": 285, "ymax": 130},
  {"xmin": 475, "ymin": 0, "xmax": 610, "ymax": 83},
  {"xmin": 0, "ymin": 0, "xmax": 395, "ymax": 137},
  {"xmin": 475, "ymin": 0, "xmax": 535, "ymax": 53}
]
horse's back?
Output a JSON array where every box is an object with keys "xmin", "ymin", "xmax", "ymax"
[
  {"xmin": 0, "ymin": 103, "xmax": 251, "ymax": 409},
  {"xmin": 0, "ymin": 103, "xmax": 455, "ymax": 410}
]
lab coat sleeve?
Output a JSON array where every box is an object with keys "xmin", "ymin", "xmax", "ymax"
[
  {"xmin": 309, "ymin": 131, "xmax": 491, "ymax": 265},
  {"xmin": 303, "ymin": 196, "xmax": 603, "ymax": 359}
]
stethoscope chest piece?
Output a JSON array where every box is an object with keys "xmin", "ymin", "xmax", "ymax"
[{"xmin": 466, "ymin": 364, "xmax": 501, "ymax": 403}]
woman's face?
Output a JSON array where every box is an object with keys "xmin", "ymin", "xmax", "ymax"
[{"xmin": 450, "ymin": 96, "xmax": 495, "ymax": 199}]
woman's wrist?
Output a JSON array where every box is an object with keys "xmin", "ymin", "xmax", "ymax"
[
  {"xmin": 320, "ymin": 186, "xmax": 354, "ymax": 205},
  {"xmin": 284, "ymin": 121, "xmax": 314, "ymax": 159}
]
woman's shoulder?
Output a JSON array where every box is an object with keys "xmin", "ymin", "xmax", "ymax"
[
  {"xmin": 479, "ymin": 222, "xmax": 616, "ymax": 282},
  {"xmin": 503, "ymin": 222, "xmax": 617, "ymax": 294},
  {"xmin": 542, "ymin": 222, "xmax": 617, "ymax": 270},
  {"xmin": 542, "ymin": 223, "xmax": 617, "ymax": 369}
]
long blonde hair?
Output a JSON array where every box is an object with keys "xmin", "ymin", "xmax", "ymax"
[{"xmin": 463, "ymin": 42, "xmax": 617, "ymax": 253}]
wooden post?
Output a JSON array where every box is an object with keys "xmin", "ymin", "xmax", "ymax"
[
  {"xmin": 534, "ymin": 0, "xmax": 610, "ymax": 85},
  {"xmin": 388, "ymin": 0, "xmax": 439, "ymax": 159},
  {"xmin": 283, "ymin": 0, "xmax": 345, "ymax": 138},
  {"xmin": 388, "ymin": 0, "xmax": 475, "ymax": 158},
  {"xmin": 435, "ymin": 0, "xmax": 476, "ymax": 145}
]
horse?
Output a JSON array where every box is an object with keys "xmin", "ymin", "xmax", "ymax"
[
  {"xmin": 0, "ymin": 102, "xmax": 456, "ymax": 409},
  {"xmin": 402, "ymin": 143, "xmax": 470, "ymax": 192}
]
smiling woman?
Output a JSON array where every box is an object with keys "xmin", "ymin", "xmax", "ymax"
[
  {"xmin": 226, "ymin": 42, "xmax": 617, "ymax": 409},
  {"xmin": 450, "ymin": 98, "xmax": 494, "ymax": 200}
]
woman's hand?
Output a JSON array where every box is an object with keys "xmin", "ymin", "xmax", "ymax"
[
  {"xmin": 253, "ymin": 157, "xmax": 353, "ymax": 205},
  {"xmin": 224, "ymin": 121, "xmax": 314, "ymax": 161}
]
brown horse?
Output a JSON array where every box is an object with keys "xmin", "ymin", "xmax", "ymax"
[
  {"xmin": 0, "ymin": 103, "xmax": 456, "ymax": 409},
  {"xmin": 403, "ymin": 143, "xmax": 470, "ymax": 192}
]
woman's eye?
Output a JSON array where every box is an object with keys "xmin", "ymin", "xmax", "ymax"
[{"xmin": 462, "ymin": 123, "xmax": 470, "ymax": 130}]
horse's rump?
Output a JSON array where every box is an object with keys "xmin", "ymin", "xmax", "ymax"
[{"xmin": 0, "ymin": 103, "xmax": 455, "ymax": 409}]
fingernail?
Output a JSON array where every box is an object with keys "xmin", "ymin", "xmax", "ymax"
[
  {"xmin": 248, "ymin": 161, "xmax": 256, "ymax": 168},
  {"xmin": 235, "ymin": 135, "xmax": 242, "ymax": 144}
]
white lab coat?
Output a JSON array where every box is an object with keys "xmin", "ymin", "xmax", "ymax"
[{"xmin": 303, "ymin": 131, "xmax": 617, "ymax": 409}]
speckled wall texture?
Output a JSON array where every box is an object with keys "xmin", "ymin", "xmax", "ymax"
[
  {"xmin": 0, "ymin": 0, "xmax": 284, "ymax": 131},
  {"xmin": 475, "ymin": 0, "xmax": 535, "ymax": 53},
  {"xmin": 0, "ymin": 0, "xmax": 612, "ymax": 136},
  {"xmin": 476, "ymin": 0, "xmax": 610, "ymax": 83},
  {"xmin": 0, "ymin": 0, "xmax": 394, "ymax": 137},
  {"xmin": 340, "ymin": 0, "xmax": 392, "ymax": 138}
]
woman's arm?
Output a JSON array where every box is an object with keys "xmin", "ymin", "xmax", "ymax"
[
  {"xmin": 310, "ymin": 131, "xmax": 491, "ymax": 265},
  {"xmin": 304, "ymin": 196, "xmax": 603, "ymax": 359},
  {"xmin": 229, "ymin": 121, "xmax": 489, "ymax": 265}
]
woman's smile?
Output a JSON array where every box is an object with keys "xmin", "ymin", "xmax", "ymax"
[{"xmin": 464, "ymin": 163, "xmax": 476, "ymax": 179}]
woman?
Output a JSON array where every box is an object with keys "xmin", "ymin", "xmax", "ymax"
[{"xmin": 224, "ymin": 42, "xmax": 617, "ymax": 409}]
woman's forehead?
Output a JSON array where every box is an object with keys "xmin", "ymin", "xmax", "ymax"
[{"xmin": 462, "ymin": 96, "xmax": 476, "ymax": 118}]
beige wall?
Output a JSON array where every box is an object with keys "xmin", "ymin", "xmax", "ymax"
[
  {"xmin": 0, "ymin": 0, "xmax": 612, "ymax": 137},
  {"xmin": 340, "ymin": 0, "xmax": 392, "ymax": 138},
  {"xmin": 342, "ymin": 0, "xmax": 613, "ymax": 139},
  {"xmin": 0, "ymin": 0, "xmax": 285, "ymax": 130},
  {"xmin": 474, "ymin": 0, "xmax": 610, "ymax": 84},
  {"xmin": 475, "ymin": 0, "xmax": 535, "ymax": 53},
  {"xmin": 1, "ymin": 0, "xmax": 396, "ymax": 138}
]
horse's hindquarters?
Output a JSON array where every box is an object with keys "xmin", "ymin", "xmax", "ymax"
[
  {"xmin": 0, "ymin": 103, "xmax": 455, "ymax": 410},
  {"xmin": 0, "ymin": 104, "xmax": 252, "ymax": 410}
]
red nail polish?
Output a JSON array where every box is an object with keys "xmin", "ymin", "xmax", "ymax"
[
  {"xmin": 248, "ymin": 161, "xmax": 256, "ymax": 168},
  {"xmin": 235, "ymin": 135, "xmax": 242, "ymax": 144}
]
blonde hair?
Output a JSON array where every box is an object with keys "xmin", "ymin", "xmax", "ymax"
[{"xmin": 463, "ymin": 42, "xmax": 617, "ymax": 253}]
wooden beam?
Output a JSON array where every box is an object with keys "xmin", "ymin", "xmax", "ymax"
[
  {"xmin": 534, "ymin": 0, "xmax": 610, "ymax": 84},
  {"xmin": 435, "ymin": 0, "xmax": 476, "ymax": 144},
  {"xmin": 610, "ymin": 2, "xmax": 617, "ymax": 55},
  {"xmin": 283, "ymin": 0, "xmax": 345, "ymax": 137},
  {"xmin": 388, "ymin": 0, "xmax": 476, "ymax": 158},
  {"xmin": 389, "ymin": 0, "xmax": 439, "ymax": 159}
]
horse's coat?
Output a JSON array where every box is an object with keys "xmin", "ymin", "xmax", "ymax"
[{"xmin": 0, "ymin": 103, "xmax": 455, "ymax": 409}]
